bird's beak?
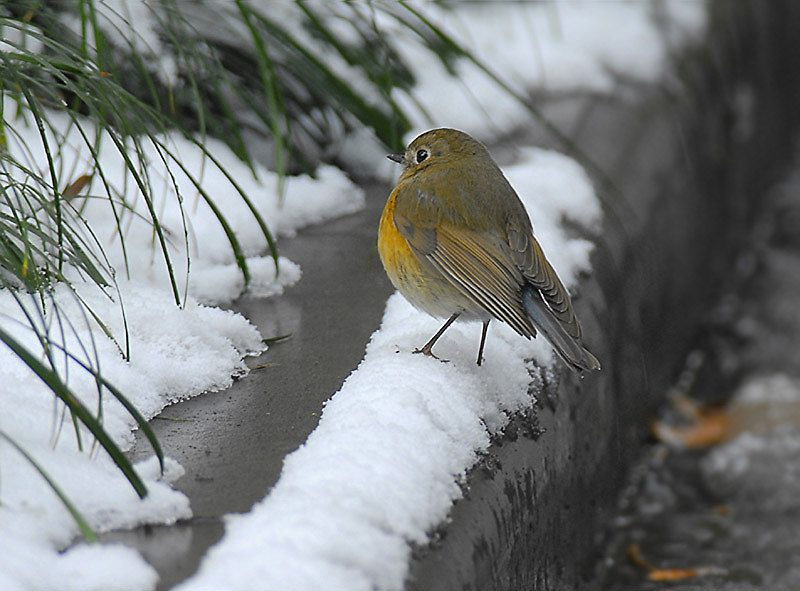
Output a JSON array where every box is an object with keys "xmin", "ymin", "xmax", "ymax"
[{"xmin": 387, "ymin": 153, "xmax": 404, "ymax": 164}]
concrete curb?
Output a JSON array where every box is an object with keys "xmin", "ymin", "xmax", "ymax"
[{"xmin": 407, "ymin": 2, "xmax": 800, "ymax": 589}]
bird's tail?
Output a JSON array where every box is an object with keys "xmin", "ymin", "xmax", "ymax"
[{"xmin": 522, "ymin": 286, "xmax": 601, "ymax": 372}]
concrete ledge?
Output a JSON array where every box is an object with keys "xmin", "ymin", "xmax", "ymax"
[
  {"xmin": 407, "ymin": 2, "xmax": 800, "ymax": 588},
  {"xmin": 112, "ymin": 3, "xmax": 800, "ymax": 589}
]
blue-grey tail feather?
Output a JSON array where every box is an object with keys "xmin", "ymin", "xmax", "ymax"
[{"xmin": 522, "ymin": 286, "xmax": 601, "ymax": 372}]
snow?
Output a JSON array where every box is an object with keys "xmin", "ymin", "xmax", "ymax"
[
  {"xmin": 385, "ymin": 1, "xmax": 708, "ymax": 145},
  {"xmin": 62, "ymin": 0, "xmax": 179, "ymax": 87},
  {"xmin": 328, "ymin": 1, "xmax": 708, "ymax": 176},
  {"xmin": 0, "ymin": 1, "xmax": 710, "ymax": 590},
  {"xmin": 0, "ymin": 18, "xmax": 43, "ymax": 54},
  {"xmin": 734, "ymin": 373, "xmax": 800, "ymax": 405},
  {"xmin": 0, "ymin": 96, "xmax": 362, "ymax": 588},
  {"xmin": 176, "ymin": 147, "xmax": 601, "ymax": 591},
  {"xmin": 2, "ymin": 99, "xmax": 363, "ymax": 306},
  {"xmin": 0, "ymin": 454, "xmax": 183, "ymax": 591},
  {"xmin": 703, "ymin": 374, "xmax": 800, "ymax": 511}
]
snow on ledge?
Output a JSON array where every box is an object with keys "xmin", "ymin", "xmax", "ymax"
[
  {"xmin": 178, "ymin": 148, "xmax": 602, "ymax": 591},
  {"xmin": 0, "ymin": 98, "xmax": 364, "ymax": 589}
]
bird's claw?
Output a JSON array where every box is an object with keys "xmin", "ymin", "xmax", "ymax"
[{"xmin": 412, "ymin": 347, "xmax": 450, "ymax": 363}]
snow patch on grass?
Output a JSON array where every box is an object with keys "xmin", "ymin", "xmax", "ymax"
[{"xmin": 0, "ymin": 97, "xmax": 363, "ymax": 589}]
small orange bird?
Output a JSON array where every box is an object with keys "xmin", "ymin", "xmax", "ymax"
[{"xmin": 378, "ymin": 128, "xmax": 600, "ymax": 372}]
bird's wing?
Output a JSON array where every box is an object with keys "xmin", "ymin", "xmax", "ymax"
[
  {"xmin": 393, "ymin": 204, "xmax": 535, "ymax": 338},
  {"xmin": 506, "ymin": 221, "xmax": 582, "ymax": 340}
]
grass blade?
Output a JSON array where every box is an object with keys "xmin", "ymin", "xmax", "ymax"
[
  {"xmin": 0, "ymin": 429, "xmax": 97, "ymax": 542},
  {"xmin": 0, "ymin": 324, "xmax": 148, "ymax": 498}
]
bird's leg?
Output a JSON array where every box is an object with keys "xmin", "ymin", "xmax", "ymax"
[
  {"xmin": 477, "ymin": 320, "xmax": 490, "ymax": 366},
  {"xmin": 414, "ymin": 313, "xmax": 460, "ymax": 361}
]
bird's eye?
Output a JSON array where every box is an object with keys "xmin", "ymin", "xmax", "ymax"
[{"xmin": 415, "ymin": 149, "xmax": 429, "ymax": 163}]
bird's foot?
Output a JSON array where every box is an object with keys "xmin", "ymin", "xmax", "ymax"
[{"xmin": 412, "ymin": 347, "xmax": 450, "ymax": 363}]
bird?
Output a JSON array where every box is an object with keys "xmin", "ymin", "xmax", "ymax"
[{"xmin": 377, "ymin": 128, "xmax": 600, "ymax": 372}]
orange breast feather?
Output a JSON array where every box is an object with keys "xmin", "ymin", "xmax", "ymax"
[{"xmin": 378, "ymin": 191, "xmax": 422, "ymax": 289}]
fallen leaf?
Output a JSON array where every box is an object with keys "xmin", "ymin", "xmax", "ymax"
[
  {"xmin": 649, "ymin": 566, "xmax": 728, "ymax": 581},
  {"xmin": 649, "ymin": 567, "xmax": 702, "ymax": 582},
  {"xmin": 652, "ymin": 407, "xmax": 733, "ymax": 448},
  {"xmin": 627, "ymin": 543, "xmax": 728, "ymax": 582},
  {"xmin": 670, "ymin": 392, "xmax": 704, "ymax": 420},
  {"xmin": 63, "ymin": 174, "xmax": 93, "ymax": 198},
  {"xmin": 626, "ymin": 544, "xmax": 653, "ymax": 570},
  {"xmin": 652, "ymin": 392, "xmax": 734, "ymax": 448}
]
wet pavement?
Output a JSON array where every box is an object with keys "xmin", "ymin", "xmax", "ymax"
[
  {"xmin": 103, "ymin": 181, "xmax": 395, "ymax": 590},
  {"xmin": 596, "ymin": 150, "xmax": 800, "ymax": 590}
]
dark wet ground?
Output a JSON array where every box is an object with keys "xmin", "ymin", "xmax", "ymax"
[
  {"xmin": 103, "ymin": 182, "xmax": 394, "ymax": 590},
  {"xmin": 596, "ymin": 151, "xmax": 800, "ymax": 590}
]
